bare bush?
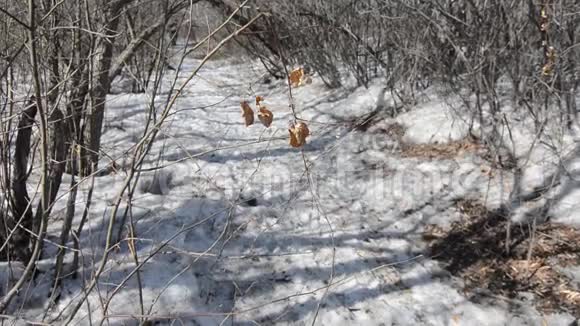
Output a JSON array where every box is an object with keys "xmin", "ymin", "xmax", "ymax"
[{"xmin": 0, "ymin": 0, "xmax": 578, "ymax": 323}]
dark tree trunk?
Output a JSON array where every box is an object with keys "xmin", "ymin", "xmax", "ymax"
[
  {"xmin": 9, "ymin": 100, "xmax": 38, "ymax": 262},
  {"xmin": 82, "ymin": 0, "xmax": 134, "ymax": 176},
  {"xmin": 33, "ymin": 108, "xmax": 66, "ymax": 238}
]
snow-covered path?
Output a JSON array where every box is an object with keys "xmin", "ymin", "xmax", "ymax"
[{"xmin": 38, "ymin": 57, "xmax": 579, "ymax": 325}]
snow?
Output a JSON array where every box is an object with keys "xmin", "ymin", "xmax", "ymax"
[
  {"xmin": 397, "ymin": 100, "xmax": 474, "ymax": 145},
  {"xmin": 3, "ymin": 53, "xmax": 579, "ymax": 325}
]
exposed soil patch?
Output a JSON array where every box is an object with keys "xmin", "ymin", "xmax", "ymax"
[
  {"xmin": 425, "ymin": 199, "xmax": 580, "ymax": 316},
  {"xmin": 401, "ymin": 139, "xmax": 482, "ymax": 160}
]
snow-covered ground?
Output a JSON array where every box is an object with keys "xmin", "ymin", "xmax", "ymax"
[{"xmin": 2, "ymin": 54, "xmax": 579, "ymax": 325}]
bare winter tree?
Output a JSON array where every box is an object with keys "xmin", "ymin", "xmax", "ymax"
[{"xmin": 0, "ymin": 0, "xmax": 200, "ymax": 312}]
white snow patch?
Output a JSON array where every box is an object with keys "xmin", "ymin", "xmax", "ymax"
[{"xmin": 397, "ymin": 101, "xmax": 474, "ymax": 145}]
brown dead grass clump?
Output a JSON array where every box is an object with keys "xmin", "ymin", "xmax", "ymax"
[
  {"xmin": 370, "ymin": 121, "xmax": 482, "ymax": 160},
  {"xmin": 401, "ymin": 139, "xmax": 482, "ymax": 160},
  {"xmin": 425, "ymin": 199, "xmax": 580, "ymax": 315},
  {"xmin": 356, "ymin": 115, "xmax": 484, "ymax": 161}
]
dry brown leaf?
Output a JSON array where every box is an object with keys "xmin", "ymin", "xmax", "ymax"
[
  {"xmin": 289, "ymin": 68, "xmax": 304, "ymax": 88},
  {"xmin": 241, "ymin": 101, "xmax": 254, "ymax": 126},
  {"xmin": 256, "ymin": 95, "xmax": 265, "ymax": 106},
  {"xmin": 542, "ymin": 64, "xmax": 554, "ymax": 76},
  {"xmin": 289, "ymin": 122, "xmax": 310, "ymax": 148},
  {"xmin": 258, "ymin": 107, "xmax": 273, "ymax": 128}
]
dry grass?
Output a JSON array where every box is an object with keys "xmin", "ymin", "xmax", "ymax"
[
  {"xmin": 425, "ymin": 199, "xmax": 580, "ymax": 315},
  {"xmin": 401, "ymin": 139, "xmax": 483, "ymax": 160},
  {"xmin": 367, "ymin": 121, "xmax": 483, "ymax": 160}
]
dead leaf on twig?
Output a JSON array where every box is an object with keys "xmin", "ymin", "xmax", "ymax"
[
  {"xmin": 289, "ymin": 122, "xmax": 310, "ymax": 147},
  {"xmin": 241, "ymin": 101, "xmax": 254, "ymax": 126},
  {"xmin": 258, "ymin": 107, "xmax": 273, "ymax": 128}
]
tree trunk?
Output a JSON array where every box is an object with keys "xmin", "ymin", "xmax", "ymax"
[
  {"xmin": 82, "ymin": 0, "xmax": 134, "ymax": 176},
  {"xmin": 9, "ymin": 101, "xmax": 38, "ymax": 262},
  {"xmin": 33, "ymin": 108, "xmax": 66, "ymax": 237}
]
